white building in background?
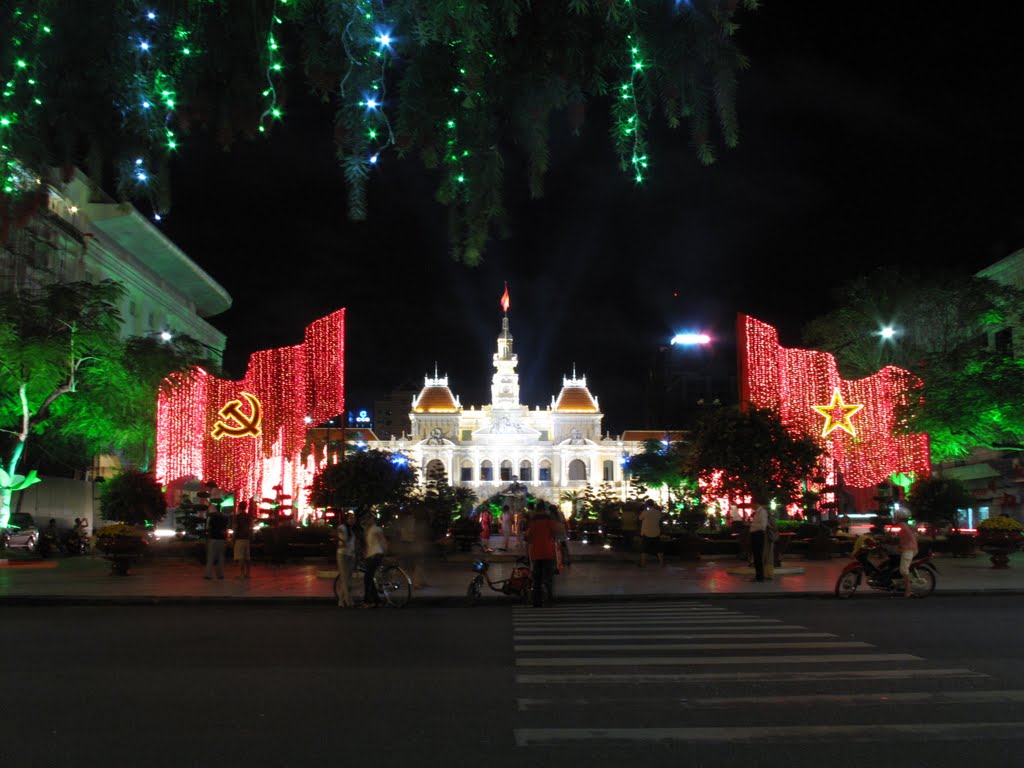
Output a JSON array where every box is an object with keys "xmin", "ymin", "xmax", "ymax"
[
  {"xmin": 0, "ymin": 166, "xmax": 231, "ymax": 510},
  {"xmin": 371, "ymin": 310, "xmax": 667, "ymax": 503},
  {"xmin": 0, "ymin": 167, "xmax": 230, "ymax": 359}
]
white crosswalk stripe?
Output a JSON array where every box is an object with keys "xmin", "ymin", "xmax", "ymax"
[{"xmin": 509, "ymin": 601, "xmax": 1013, "ymax": 746}]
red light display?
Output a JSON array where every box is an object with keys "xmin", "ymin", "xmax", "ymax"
[
  {"xmin": 156, "ymin": 309, "xmax": 345, "ymax": 510},
  {"xmin": 737, "ymin": 314, "xmax": 930, "ymax": 490}
]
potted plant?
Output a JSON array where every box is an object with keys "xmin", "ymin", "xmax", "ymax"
[
  {"xmin": 96, "ymin": 469, "xmax": 167, "ymax": 575},
  {"xmin": 977, "ymin": 515, "xmax": 1024, "ymax": 569}
]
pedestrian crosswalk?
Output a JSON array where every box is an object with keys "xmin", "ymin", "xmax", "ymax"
[{"xmin": 510, "ymin": 601, "xmax": 1021, "ymax": 747}]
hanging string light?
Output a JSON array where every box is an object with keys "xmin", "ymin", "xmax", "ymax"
[
  {"xmin": 612, "ymin": 1, "xmax": 649, "ymax": 185},
  {"xmin": 737, "ymin": 314, "xmax": 931, "ymax": 490},
  {"xmin": 156, "ymin": 309, "xmax": 346, "ymax": 517},
  {"xmin": 122, "ymin": 1, "xmax": 206, "ymax": 220},
  {"xmin": 258, "ymin": 0, "xmax": 289, "ymax": 134},
  {"xmin": 0, "ymin": 4, "xmax": 50, "ymax": 195}
]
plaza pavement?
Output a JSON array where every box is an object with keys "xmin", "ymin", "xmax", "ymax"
[{"xmin": 3, "ymin": 538, "xmax": 1024, "ymax": 605}]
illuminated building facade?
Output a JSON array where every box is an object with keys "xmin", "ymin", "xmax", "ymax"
[{"xmin": 371, "ymin": 309, "xmax": 648, "ymax": 502}]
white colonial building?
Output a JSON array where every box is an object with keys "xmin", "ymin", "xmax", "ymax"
[{"xmin": 371, "ymin": 310, "xmax": 667, "ymax": 503}]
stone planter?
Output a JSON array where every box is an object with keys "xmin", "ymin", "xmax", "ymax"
[
  {"xmin": 96, "ymin": 535, "xmax": 147, "ymax": 576},
  {"xmin": 978, "ymin": 531, "xmax": 1022, "ymax": 569}
]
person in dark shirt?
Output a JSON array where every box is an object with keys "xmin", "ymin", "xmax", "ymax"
[
  {"xmin": 232, "ymin": 502, "xmax": 253, "ymax": 579},
  {"xmin": 204, "ymin": 508, "xmax": 228, "ymax": 580}
]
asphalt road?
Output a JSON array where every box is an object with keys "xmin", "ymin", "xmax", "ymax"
[{"xmin": 6, "ymin": 596, "xmax": 1023, "ymax": 767}]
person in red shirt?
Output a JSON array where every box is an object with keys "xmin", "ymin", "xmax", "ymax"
[{"xmin": 525, "ymin": 502, "xmax": 560, "ymax": 607}]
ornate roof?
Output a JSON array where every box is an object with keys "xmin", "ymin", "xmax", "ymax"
[
  {"xmin": 553, "ymin": 374, "xmax": 599, "ymax": 413},
  {"xmin": 412, "ymin": 375, "xmax": 460, "ymax": 413}
]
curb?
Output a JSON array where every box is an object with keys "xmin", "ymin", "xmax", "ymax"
[{"xmin": 3, "ymin": 588, "xmax": 1024, "ymax": 607}]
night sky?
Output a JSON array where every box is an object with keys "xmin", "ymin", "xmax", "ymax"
[{"xmin": 161, "ymin": 4, "xmax": 1024, "ymax": 434}]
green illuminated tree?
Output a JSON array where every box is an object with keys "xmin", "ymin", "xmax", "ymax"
[
  {"xmin": 0, "ymin": 280, "xmax": 125, "ymax": 527},
  {"xmin": 625, "ymin": 438, "xmax": 700, "ymax": 508},
  {"xmin": 687, "ymin": 405, "xmax": 824, "ymax": 506},
  {"xmin": 0, "ymin": 280, "xmax": 208, "ymax": 526},
  {"xmin": 1, "ymin": 1, "xmax": 758, "ymax": 264},
  {"xmin": 803, "ymin": 268, "xmax": 1024, "ymax": 461}
]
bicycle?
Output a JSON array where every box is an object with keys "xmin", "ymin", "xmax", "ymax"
[{"xmin": 334, "ymin": 557, "xmax": 412, "ymax": 608}]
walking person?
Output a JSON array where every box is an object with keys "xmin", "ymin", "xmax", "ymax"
[
  {"xmin": 478, "ymin": 505, "xmax": 492, "ymax": 551},
  {"xmin": 336, "ymin": 511, "xmax": 357, "ymax": 607},
  {"xmin": 232, "ymin": 501, "xmax": 253, "ymax": 578},
  {"xmin": 499, "ymin": 505, "xmax": 513, "ymax": 551},
  {"xmin": 638, "ymin": 500, "xmax": 664, "ymax": 567},
  {"xmin": 764, "ymin": 506, "xmax": 778, "ymax": 580},
  {"xmin": 204, "ymin": 505, "xmax": 228, "ymax": 580},
  {"xmin": 362, "ymin": 513, "xmax": 387, "ymax": 608},
  {"xmin": 896, "ymin": 513, "xmax": 918, "ymax": 598},
  {"xmin": 749, "ymin": 498, "xmax": 768, "ymax": 582},
  {"xmin": 525, "ymin": 503, "xmax": 560, "ymax": 607}
]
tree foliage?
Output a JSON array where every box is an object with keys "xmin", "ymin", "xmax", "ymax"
[
  {"xmin": 1, "ymin": 0, "xmax": 758, "ymax": 263},
  {"xmin": 0, "ymin": 279, "xmax": 210, "ymax": 525},
  {"xmin": 625, "ymin": 438, "xmax": 700, "ymax": 508},
  {"xmin": 802, "ymin": 267, "xmax": 1024, "ymax": 460},
  {"xmin": 906, "ymin": 475, "xmax": 974, "ymax": 528},
  {"xmin": 98, "ymin": 467, "xmax": 168, "ymax": 525},
  {"xmin": 309, "ymin": 449, "xmax": 417, "ymax": 513},
  {"xmin": 687, "ymin": 405, "xmax": 824, "ymax": 506}
]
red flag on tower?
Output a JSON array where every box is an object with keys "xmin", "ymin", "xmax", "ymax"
[{"xmin": 500, "ymin": 282, "xmax": 510, "ymax": 313}]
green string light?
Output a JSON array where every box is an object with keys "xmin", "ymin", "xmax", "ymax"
[
  {"xmin": 259, "ymin": 0, "xmax": 288, "ymax": 133},
  {"xmin": 0, "ymin": 4, "xmax": 49, "ymax": 196}
]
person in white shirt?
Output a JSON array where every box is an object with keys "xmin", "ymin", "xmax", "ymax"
[
  {"xmin": 749, "ymin": 500, "xmax": 768, "ymax": 582},
  {"xmin": 362, "ymin": 514, "xmax": 388, "ymax": 608},
  {"xmin": 336, "ymin": 511, "xmax": 357, "ymax": 608},
  {"xmin": 639, "ymin": 500, "xmax": 664, "ymax": 567}
]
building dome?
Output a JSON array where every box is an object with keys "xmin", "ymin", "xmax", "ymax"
[
  {"xmin": 553, "ymin": 374, "xmax": 599, "ymax": 413},
  {"xmin": 412, "ymin": 375, "xmax": 460, "ymax": 413}
]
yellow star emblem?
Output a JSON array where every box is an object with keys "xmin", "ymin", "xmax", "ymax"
[{"xmin": 812, "ymin": 388, "xmax": 864, "ymax": 438}]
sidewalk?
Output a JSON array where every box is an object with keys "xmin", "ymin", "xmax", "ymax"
[{"xmin": 3, "ymin": 542, "xmax": 1024, "ymax": 605}]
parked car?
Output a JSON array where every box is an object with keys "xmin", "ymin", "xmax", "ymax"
[{"xmin": 1, "ymin": 512, "xmax": 39, "ymax": 551}]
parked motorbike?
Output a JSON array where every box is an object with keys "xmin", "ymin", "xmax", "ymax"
[
  {"xmin": 834, "ymin": 535, "xmax": 938, "ymax": 598},
  {"xmin": 63, "ymin": 529, "xmax": 90, "ymax": 556},
  {"xmin": 466, "ymin": 557, "xmax": 533, "ymax": 605}
]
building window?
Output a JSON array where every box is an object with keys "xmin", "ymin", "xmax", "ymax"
[
  {"xmin": 539, "ymin": 461, "xmax": 552, "ymax": 482},
  {"xmin": 519, "ymin": 462, "xmax": 532, "ymax": 482},
  {"xmin": 539, "ymin": 431, "xmax": 549, "ymax": 441},
  {"xmin": 460, "ymin": 466, "xmax": 473, "ymax": 482},
  {"xmin": 480, "ymin": 461, "xmax": 493, "ymax": 482},
  {"xmin": 603, "ymin": 460, "xmax": 614, "ymax": 482},
  {"xmin": 500, "ymin": 460, "xmax": 513, "ymax": 482},
  {"xmin": 461, "ymin": 430, "xmax": 473, "ymax": 442},
  {"xmin": 568, "ymin": 459, "xmax": 587, "ymax": 481}
]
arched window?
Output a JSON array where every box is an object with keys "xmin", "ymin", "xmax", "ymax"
[
  {"xmin": 568, "ymin": 459, "xmax": 587, "ymax": 481},
  {"xmin": 603, "ymin": 460, "xmax": 615, "ymax": 482},
  {"xmin": 500, "ymin": 459, "xmax": 513, "ymax": 482},
  {"xmin": 539, "ymin": 460, "xmax": 552, "ymax": 482},
  {"xmin": 426, "ymin": 460, "xmax": 446, "ymax": 483},
  {"xmin": 460, "ymin": 459, "xmax": 474, "ymax": 483},
  {"xmin": 480, "ymin": 460, "xmax": 493, "ymax": 482},
  {"xmin": 519, "ymin": 460, "xmax": 532, "ymax": 482}
]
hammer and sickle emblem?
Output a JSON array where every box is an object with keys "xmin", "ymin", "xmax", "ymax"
[{"xmin": 211, "ymin": 392, "xmax": 263, "ymax": 440}]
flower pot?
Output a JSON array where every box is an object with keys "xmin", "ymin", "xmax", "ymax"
[
  {"xmin": 96, "ymin": 534, "xmax": 147, "ymax": 576},
  {"xmin": 978, "ymin": 531, "xmax": 1022, "ymax": 569}
]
